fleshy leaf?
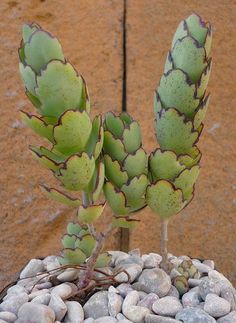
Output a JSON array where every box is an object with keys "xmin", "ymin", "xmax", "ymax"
[
  {"xmin": 121, "ymin": 175, "xmax": 148, "ymax": 210},
  {"xmin": 30, "ymin": 145, "xmax": 64, "ymax": 171},
  {"xmin": 56, "ymin": 153, "xmax": 95, "ymax": 191},
  {"xmin": 103, "ymin": 182, "xmax": 129, "ymax": 215},
  {"xmin": 103, "ymin": 131, "xmax": 127, "ymax": 162},
  {"xmin": 20, "ymin": 111, "xmax": 54, "ymax": 142},
  {"xmin": 178, "ymin": 146, "xmax": 202, "ymax": 167},
  {"xmin": 19, "ymin": 63, "xmax": 37, "ymax": 95},
  {"xmin": 149, "ymin": 149, "xmax": 185, "ymax": 181},
  {"xmin": 104, "ymin": 155, "xmax": 128, "ymax": 188},
  {"xmin": 74, "ymin": 234, "xmax": 96, "ymax": 258},
  {"xmin": 25, "ymin": 91, "xmax": 41, "ymax": 109},
  {"xmin": 62, "ymin": 234, "xmax": 76, "ymax": 249},
  {"xmin": 104, "ymin": 112, "xmax": 124, "ymax": 138},
  {"xmin": 22, "ymin": 23, "xmax": 40, "ymax": 43},
  {"xmin": 78, "ymin": 203, "xmax": 105, "ymax": 224},
  {"xmin": 123, "ymin": 148, "xmax": 147, "ymax": 178},
  {"xmin": 193, "ymin": 95, "xmax": 210, "ymax": 129},
  {"xmin": 156, "ymin": 108, "xmax": 199, "ymax": 154},
  {"xmin": 123, "ymin": 122, "xmax": 142, "ymax": 153},
  {"xmin": 36, "ymin": 60, "xmax": 84, "ymax": 118},
  {"xmin": 95, "ymin": 253, "xmax": 112, "ymax": 268},
  {"xmin": 185, "ymin": 14, "xmax": 208, "ymax": 46},
  {"xmin": 146, "ymin": 180, "xmax": 185, "ymax": 218},
  {"xmin": 174, "ymin": 165, "xmax": 200, "ymax": 201},
  {"xmin": 67, "ymin": 222, "xmax": 84, "ymax": 235},
  {"xmin": 90, "ymin": 160, "xmax": 105, "ymax": 202},
  {"xmin": 112, "ymin": 216, "xmax": 140, "ymax": 229},
  {"xmin": 85, "ymin": 115, "xmax": 104, "ymax": 160},
  {"xmin": 53, "ymin": 110, "xmax": 92, "ymax": 156},
  {"xmin": 24, "ymin": 30, "xmax": 64, "ymax": 73},
  {"xmin": 59, "ymin": 248, "xmax": 87, "ymax": 265},
  {"xmin": 40, "ymin": 185, "xmax": 81, "ymax": 207}
]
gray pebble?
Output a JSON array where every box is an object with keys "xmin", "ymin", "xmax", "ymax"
[
  {"xmin": 152, "ymin": 296, "xmax": 182, "ymax": 317},
  {"xmin": 203, "ymin": 260, "xmax": 215, "ymax": 270},
  {"xmin": 217, "ymin": 311, "xmax": 236, "ymax": 323},
  {"xmin": 16, "ymin": 302, "xmax": 55, "ymax": 323},
  {"xmin": 192, "ymin": 261, "xmax": 212, "ymax": 274},
  {"xmin": 31, "ymin": 293, "xmax": 51, "ymax": 305},
  {"xmin": 204, "ymin": 294, "xmax": 231, "ymax": 318},
  {"xmin": 57, "ymin": 268, "xmax": 79, "ymax": 282},
  {"xmin": 48, "ymin": 294, "xmax": 67, "ymax": 321},
  {"xmin": 166, "ymin": 285, "xmax": 180, "ymax": 298},
  {"xmin": 5, "ymin": 285, "xmax": 26, "ymax": 298},
  {"xmin": 84, "ymin": 319, "xmax": 95, "ymax": 323},
  {"xmin": 0, "ymin": 320, "xmax": 8, "ymax": 323},
  {"xmin": 108, "ymin": 290, "xmax": 123, "ymax": 317},
  {"xmin": 143, "ymin": 253, "xmax": 162, "ymax": 269},
  {"xmin": 51, "ymin": 283, "xmax": 76, "ymax": 300},
  {"xmin": 84, "ymin": 291, "xmax": 109, "ymax": 319},
  {"xmin": 176, "ymin": 307, "xmax": 216, "ymax": 322},
  {"xmin": 64, "ymin": 301, "xmax": 84, "ymax": 323},
  {"xmin": 145, "ymin": 314, "xmax": 181, "ymax": 323},
  {"xmin": 116, "ymin": 313, "xmax": 132, "ymax": 322},
  {"xmin": 35, "ymin": 282, "xmax": 52, "ymax": 290},
  {"xmin": 170, "ymin": 268, "xmax": 182, "ymax": 280},
  {"xmin": 199, "ymin": 277, "xmax": 221, "ymax": 300},
  {"xmin": 129, "ymin": 249, "xmax": 141, "ymax": 257},
  {"xmin": 29, "ymin": 289, "xmax": 49, "ymax": 300},
  {"xmin": 188, "ymin": 279, "xmax": 202, "ymax": 287},
  {"xmin": 94, "ymin": 317, "xmax": 117, "ymax": 323},
  {"xmin": 182, "ymin": 291, "xmax": 201, "ymax": 307},
  {"xmin": 138, "ymin": 268, "xmax": 171, "ymax": 297},
  {"xmin": 43, "ymin": 256, "xmax": 61, "ymax": 272},
  {"xmin": 20, "ymin": 259, "xmax": 44, "ymax": 279},
  {"xmin": 0, "ymin": 292, "xmax": 29, "ymax": 314},
  {"xmin": 115, "ymin": 264, "xmax": 142, "ymax": 283},
  {"xmin": 108, "ymin": 251, "xmax": 130, "ymax": 267},
  {"xmin": 220, "ymin": 285, "xmax": 236, "ymax": 311},
  {"xmin": 0, "ymin": 311, "xmax": 17, "ymax": 323},
  {"xmin": 137, "ymin": 292, "xmax": 159, "ymax": 309},
  {"xmin": 138, "ymin": 291, "xmax": 148, "ymax": 300},
  {"xmin": 116, "ymin": 283, "xmax": 133, "ymax": 297},
  {"xmin": 122, "ymin": 290, "xmax": 150, "ymax": 322}
]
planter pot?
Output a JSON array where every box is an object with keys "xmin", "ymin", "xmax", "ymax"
[{"xmin": 0, "ymin": 250, "xmax": 236, "ymax": 323}]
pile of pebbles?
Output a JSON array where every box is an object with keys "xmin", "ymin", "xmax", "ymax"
[{"xmin": 0, "ymin": 249, "xmax": 236, "ymax": 323}]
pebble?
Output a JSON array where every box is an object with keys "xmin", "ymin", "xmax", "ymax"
[
  {"xmin": 188, "ymin": 279, "xmax": 202, "ymax": 287},
  {"xmin": 43, "ymin": 256, "xmax": 61, "ymax": 272},
  {"xmin": 57, "ymin": 268, "xmax": 79, "ymax": 282},
  {"xmin": 64, "ymin": 301, "xmax": 84, "ymax": 323},
  {"xmin": 192, "ymin": 261, "xmax": 212, "ymax": 274},
  {"xmin": 116, "ymin": 313, "xmax": 133, "ymax": 322},
  {"xmin": 137, "ymin": 292, "xmax": 159, "ymax": 309},
  {"xmin": 0, "ymin": 292, "xmax": 29, "ymax": 314},
  {"xmin": 16, "ymin": 303, "xmax": 55, "ymax": 323},
  {"xmin": 48, "ymin": 294, "xmax": 67, "ymax": 321},
  {"xmin": 51, "ymin": 282, "xmax": 76, "ymax": 300},
  {"xmin": 199, "ymin": 277, "xmax": 221, "ymax": 300},
  {"xmin": 0, "ymin": 320, "xmax": 8, "ymax": 323},
  {"xmin": 0, "ymin": 312, "xmax": 17, "ymax": 323},
  {"xmin": 176, "ymin": 307, "xmax": 216, "ymax": 322},
  {"xmin": 166, "ymin": 286, "xmax": 179, "ymax": 298},
  {"xmin": 116, "ymin": 283, "xmax": 133, "ymax": 297},
  {"xmin": 182, "ymin": 291, "xmax": 201, "ymax": 307},
  {"xmin": 5, "ymin": 285, "xmax": 26, "ymax": 298},
  {"xmin": 35, "ymin": 282, "xmax": 52, "ymax": 290},
  {"xmin": 83, "ymin": 291, "xmax": 109, "ymax": 319},
  {"xmin": 145, "ymin": 314, "xmax": 181, "ymax": 323},
  {"xmin": 94, "ymin": 317, "xmax": 117, "ymax": 323},
  {"xmin": 115, "ymin": 264, "xmax": 142, "ymax": 283},
  {"xmin": 152, "ymin": 296, "xmax": 182, "ymax": 317},
  {"xmin": 138, "ymin": 268, "xmax": 171, "ymax": 297},
  {"xmin": 143, "ymin": 253, "xmax": 162, "ymax": 269},
  {"xmin": 170, "ymin": 268, "xmax": 182, "ymax": 279},
  {"xmin": 203, "ymin": 260, "xmax": 215, "ymax": 270},
  {"xmin": 31, "ymin": 293, "xmax": 51, "ymax": 305},
  {"xmin": 29, "ymin": 289, "xmax": 50, "ymax": 300},
  {"xmin": 108, "ymin": 251, "xmax": 130, "ymax": 267},
  {"xmin": 116, "ymin": 254, "xmax": 144, "ymax": 268},
  {"xmin": 204, "ymin": 294, "xmax": 231, "ymax": 318},
  {"xmin": 138, "ymin": 291, "xmax": 148, "ymax": 299},
  {"xmin": 217, "ymin": 311, "xmax": 236, "ymax": 322},
  {"xmin": 122, "ymin": 290, "xmax": 150, "ymax": 322},
  {"xmin": 20, "ymin": 259, "xmax": 44, "ymax": 279},
  {"xmin": 84, "ymin": 319, "xmax": 95, "ymax": 323},
  {"xmin": 220, "ymin": 285, "xmax": 236, "ymax": 311},
  {"xmin": 108, "ymin": 290, "xmax": 123, "ymax": 317}
]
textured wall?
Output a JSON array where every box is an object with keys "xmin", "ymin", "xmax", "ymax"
[{"xmin": 0, "ymin": 0, "xmax": 235, "ymax": 290}]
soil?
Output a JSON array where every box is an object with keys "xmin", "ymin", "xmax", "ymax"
[{"xmin": 0, "ymin": 0, "xmax": 235, "ymax": 290}]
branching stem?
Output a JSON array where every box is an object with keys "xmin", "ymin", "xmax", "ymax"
[{"xmin": 160, "ymin": 218, "xmax": 169, "ymax": 270}]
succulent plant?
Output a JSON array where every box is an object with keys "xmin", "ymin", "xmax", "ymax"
[
  {"xmin": 177, "ymin": 260, "xmax": 199, "ymax": 279},
  {"xmin": 146, "ymin": 13, "xmax": 212, "ymax": 268},
  {"xmin": 173, "ymin": 275, "xmax": 189, "ymax": 296},
  {"xmin": 103, "ymin": 112, "xmax": 148, "ymax": 228}
]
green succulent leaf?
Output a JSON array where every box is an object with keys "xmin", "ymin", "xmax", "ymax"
[
  {"xmin": 95, "ymin": 253, "xmax": 112, "ymax": 268},
  {"xmin": 120, "ymin": 112, "xmax": 133, "ymax": 126},
  {"xmin": 74, "ymin": 234, "xmax": 96, "ymax": 258},
  {"xmin": 53, "ymin": 110, "xmax": 92, "ymax": 156},
  {"xmin": 22, "ymin": 23, "xmax": 40, "ymax": 43},
  {"xmin": 90, "ymin": 160, "xmax": 105, "ymax": 202},
  {"xmin": 103, "ymin": 182, "xmax": 129, "ymax": 215},
  {"xmin": 55, "ymin": 153, "xmax": 95, "ymax": 191},
  {"xmin": 156, "ymin": 108, "xmax": 199, "ymax": 154},
  {"xmin": 104, "ymin": 155, "xmax": 128, "ymax": 188},
  {"xmin": 20, "ymin": 111, "xmax": 54, "ymax": 142},
  {"xmin": 123, "ymin": 148, "xmax": 147, "ymax": 178},
  {"xmin": 25, "ymin": 90, "xmax": 41, "ymax": 110},
  {"xmin": 103, "ymin": 131, "xmax": 127, "ymax": 162},
  {"xmin": 35, "ymin": 60, "xmax": 84, "ymax": 118},
  {"xmin": 149, "ymin": 149, "xmax": 185, "ymax": 181},
  {"xmin": 104, "ymin": 112, "xmax": 124, "ymax": 138},
  {"xmin": 196, "ymin": 61, "xmax": 212, "ymax": 98},
  {"xmin": 24, "ymin": 30, "xmax": 64, "ymax": 73},
  {"xmin": 62, "ymin": 234, "xmax": 77, "ymax": 249},
  {"xmin": 112, "ymin": 216, "xmax": 140, "ymax": 229},
  {"xmin": 67, "ymin": 222, "xmax": 84, "ymax": 236},
  {"xmin": 121, "ymin": 175, "xmax": 148, "ymax": 210},
  {"xmin": 158, "ymin": 69, "xmax": 199, "ymax": 118},
  {"xmin": 19, "ymin": 63, "xmax": 37, "ymax": 95},
  {"xmin": 174, "ymin": 165, "xmax": 200, "ymax": 201},
  {"xmin": 185, "ymin": 13, "xmax": 209, "ymax": 46},
  {"xmin": 30, "ymin": 145, "xmax": 64, "ymax": 171},
  {"xmin": 77, "ymin": 203, "xmax": 105, "ymax": 224},
  {"xmin": 59, "ymin": 248, "xmax": 87, "ymax": 265},
  {"xmin": 40, "ymin": 185, "xmax": 81, "ymax": 207},
  {"xmin": 123, "ymin": 122, "xmax": 142, "ymax": 153},
  {"xmin": 146, "ymin": 180, "xmax": 185, "ymax": 218},
  {"xmin": 85, "ymin": 115, "xmax": 104, "ymax": 160},
  {"xmin": 178, "ymin": 146, "xmax": 201, "ymax": 167},
  {"xmin": 193, "ymin": 95, "xmax": 210, "ymax": 129}
]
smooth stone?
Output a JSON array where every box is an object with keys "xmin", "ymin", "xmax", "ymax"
[
  {"xmin": 122, "ymin": 290, "xmax": 150, "ymax": 323},
  {"xmin": 208, "ymin": 271, "xmax": 232, "ymax": 286},
  {"xmin": 118, "ymin": 320, "xmax": 133, "ymax": 323},
  {"xmin": 143, "ymin": 253, "xmax": 162, "ymax": 269},
  {"xmin": 132, "ymin": 282, "xmax": 148, "ymax": 292},
  {"xmin": 204, "ymin": 294, "xmax": 231, "ymax": 318},
  {"xmin": 138, "ymin": 268, "xmax": 171, "ymax": 297},
  {"xmin": 43, "ymin": 256, "xmax": 61, "ymax": 272},
  {"xmin": 16, "ymin": 303, "xmax": 55, "ymax": 323},
  {"xmin": 108, "ymin": 290, "xmax": 123, "ymax": 317},
  {"xmin": 29, "ymin": 289, "xmax": 50, "ymax": 300},
  {"xmin": 176, "ymin": 307, "xmax": 216, "ymax": 322},
  {"xmin": 20, "ymin": 259, "xmax": 44, "ymax": 279},
  {"xmin": 93, "ymin": 267, "xmax": 113, "ymax": 280},
  {"xmin": 108, "ymin": 251, "xmax": 130, "ymax": 267},
  {"xmin": 138, "ymin": 291, "xmax": 148, "ymax": 300},
  {"xmin": 115, "ymin": 264, "xmax": 142, "ymax": 283},
  {"xmin": 199, "ymin": 277, "xmax": 221, "ymax": 300},
  {"xmin": 166, "ymin": 286, "xmax": 179, "ymax": 298},
  {"xmin": 170, "ymin": 258, "xmax": 183, "ymax": 268},
  {"xmin": 152, "ymin": 296, "xmax": 182, "ymax": 317},
  {"xmin": 0, "ymin": 312, "xmax": 17, "ymax": 323},
  {"xmin": 51, "ymin": 282, "xmax": 76, "ymax": 300},
  {"xmin": 116, "ymin": 254, "xmax": 144, "ymax": 268},
  {"xmin": 31, "ymin": 293, "xmax": 51, "ymax": 305},
  {"xmin": 170, "ymin": 268, "xmax": 182, "ymax": 279},
  {"xmin": 203, "ymin": 260, "xmax": 215, "ymax": 270},
  {"xmin": 35, "ymin": 282, "xmax": 52, "ymax": 290},
  {"xmin": 192, "ymin": 261, "xmax": 212, "ymax": 274},
  {"xmin": 0, "ymin": 320, "xmax": 8, "ymax": 323},
  {"xmin": 129, "ymin": 249, "xmax": 141, "ymax": 257},
  {"xmin": 48, "ymin": 294, "xmax": 67, "ymax": 321},
  {"xmin": 64, "ymin": 301, "xmax": 84, "ymax": 323},
  {"xmin": 188, "ymin": 279, "xmax": 202, "ymax": 287},
  {"xmin": 116, "ymin": 313, "xmax": 133, "ymax": 322},
  {"xmin": 116, "ymin": 283, "xmax": 133, "ymax": 297},
  {"xmin": 220, "ymin": 285, "xmax": 236, "ymax": 311},
  {"xmin": 57, "ymin": 268, "xmax": 79, "ymax": 282},
  {"xmin": 84, "ymin": 319, "xmax": 95, "ymax": 323},
  {"xmin": 217, "ymin": 311, "xmax": 236, "ymax": 322},
  {"xmin": 182, "ymin": 291, "xmax": 201, "ymax": 307},
  {"xmin": 16, "ymin": 277, "xmax": 39, "ymax": 290},
  {"xmin": 84, "ymin": 291, "xmax": 109, "ymax": 319},
  {"xmin": 179, "ymin": 256, "xmax": 191, "ymax": 261},
  {"xmin": 5, "ymin": 285, "xmax": 26, "ymax": 297},
  {"xmin": 145, "ymin": 314, "xmax": 181, "ymax": 323},
  {"xmin": 94, "ymin": 317, "xmax": 117, "ymax": 323},
  {"xmin": 0, "ymin": 292, "xmax": 29, "ymax": 314},
  {"xmin": 137, "ymin": 292, "xmax": 159, "ymax": 309},
  {"xmin": 108, "ymin": 285, "xmax": 119, "ymax": 293}
]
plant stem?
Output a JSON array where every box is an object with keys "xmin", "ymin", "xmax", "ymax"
[
  {"xmin": 82, "ymin": 191, "xmax": 90, "ymax": 207},
  {"xmin": 160, "ymin": 218, "xmax": 169, "ymax": 269}
]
